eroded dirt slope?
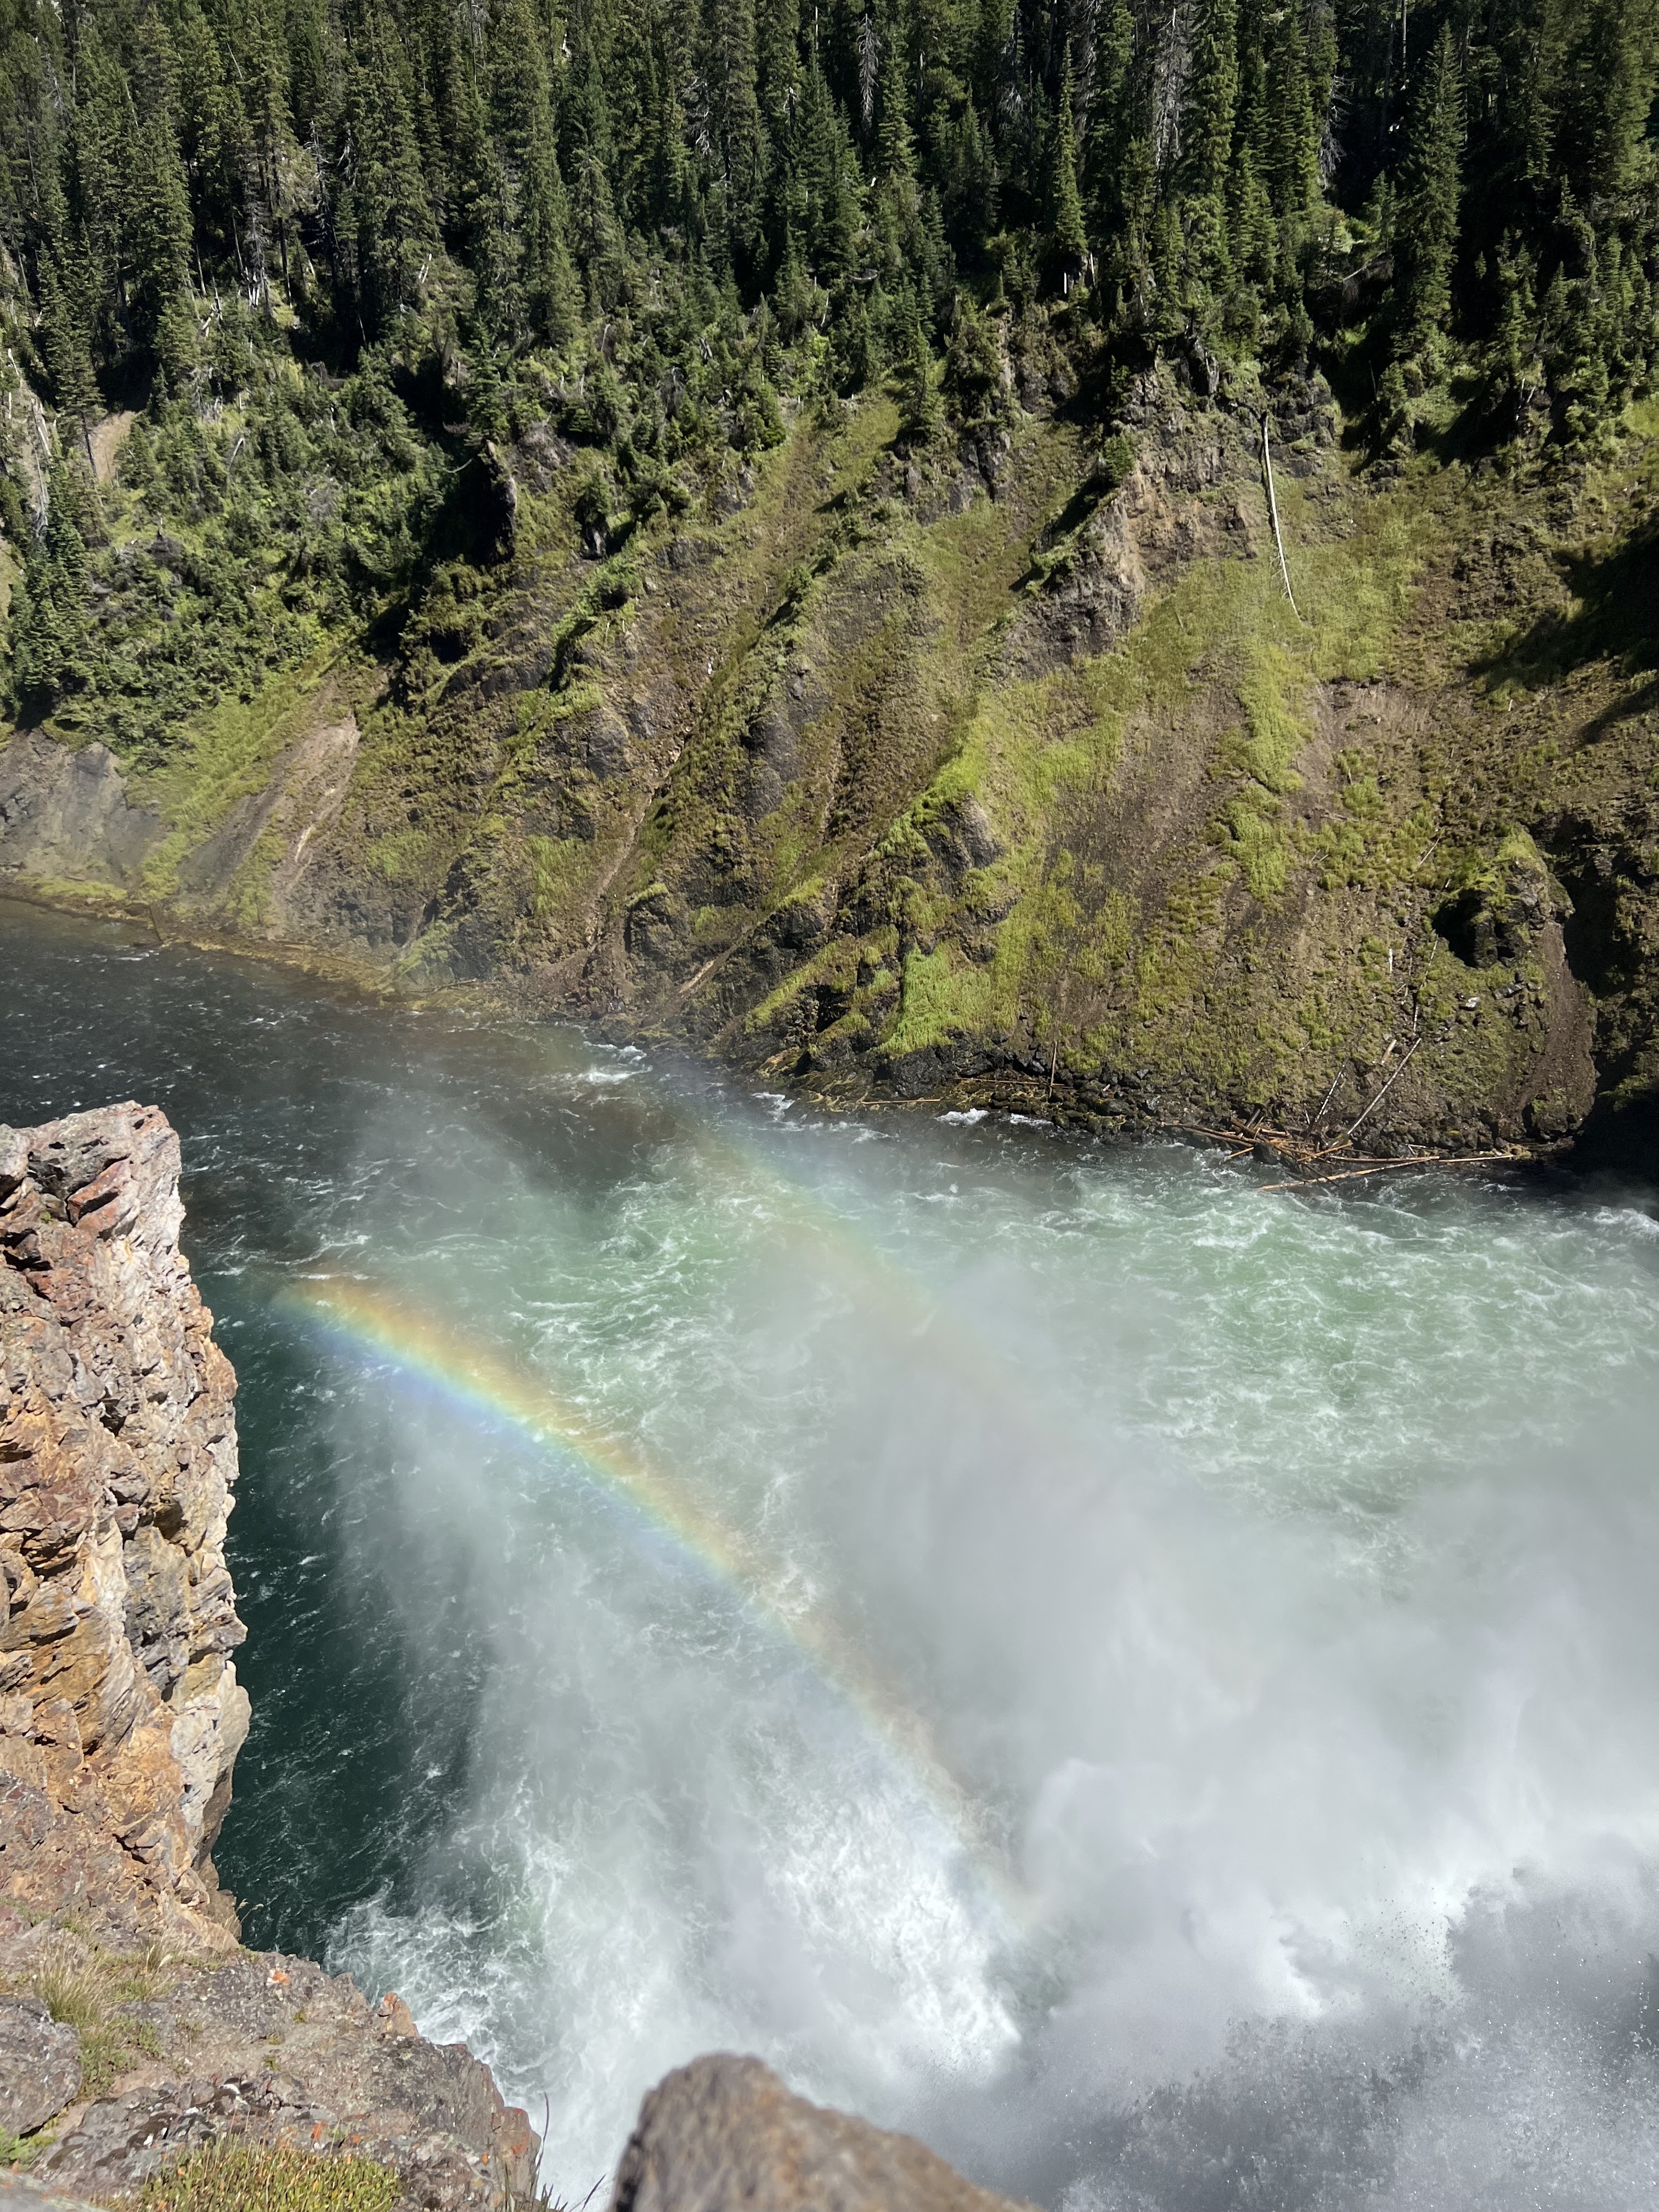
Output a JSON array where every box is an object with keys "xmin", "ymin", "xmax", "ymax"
[{"xmin": 5, "ymin": 376, "xmax": 1657, "ymax": 1171}]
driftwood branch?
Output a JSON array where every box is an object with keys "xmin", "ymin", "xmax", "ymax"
[
  {"xmin": 1261, "ymin": 416, "xmax": 1305, "ymax": 623},
  {"xmin": 1335, "ymin": 1037, "xmax": 1420, "ymax": 1146},
  {"xmin": 1263, "ymin": 1151, "xmax": 1513, "ymax": 1194}
]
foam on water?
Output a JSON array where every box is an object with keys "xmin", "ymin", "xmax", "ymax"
[{"xmin": 5, "ymin": 899, "xmax": 1659, "ymax": 2209}]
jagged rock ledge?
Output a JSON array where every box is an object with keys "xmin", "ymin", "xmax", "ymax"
[
  {"xmin": 1, "ymin": 1103, "xmax": 246, "ymax": 1944},
  {"xmin": 0, "ymin": 1102, "xmax": 1031, "ymax": 2212},
  {"xmin": 0, "ymin": 1105, "xmax": 536, "ymax": 2207}
]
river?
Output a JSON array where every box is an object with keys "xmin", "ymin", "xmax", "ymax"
[{"xmin": 5, "ymin": 895, "xmax": 1659, "ymax": 2209}]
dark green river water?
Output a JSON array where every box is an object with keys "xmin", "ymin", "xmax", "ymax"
[{"xmin": 7, "ymin": 895, "xmax": 1659, "ymax": 2210}]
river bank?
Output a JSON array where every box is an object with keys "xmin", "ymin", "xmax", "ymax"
[{"xmin": 7, "ymin": 381, "xmax": 1659, "ymax": 1181}]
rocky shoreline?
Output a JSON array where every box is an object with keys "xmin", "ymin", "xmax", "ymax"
[
  {"xmin": 1, "ymin": 1102, "xmax": 1031, "ymax": 2212},
  {"xmin": 0, "ymin": 888, "xmax": 1590, "ymax": 1205}
]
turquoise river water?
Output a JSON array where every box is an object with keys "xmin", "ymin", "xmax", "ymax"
[{"xmin": 5, "ymin": 896, "xmax": 1659, "ymax": 2209}]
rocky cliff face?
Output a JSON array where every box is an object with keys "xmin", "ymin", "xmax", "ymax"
[
  {"xmin": 0, "ymin": 1105, "xmax": 538, "ymax": 2209},
  {"xmin": 1, "ymin": 1103, "xmax": 246, "ymax": 1945}
]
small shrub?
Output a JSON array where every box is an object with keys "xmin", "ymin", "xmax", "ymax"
[
  {"xmin": 0, "ymin": 2126, "xmax": 45, "ymax": 2170},
  {"xmin": 33, "ymin": 1967, "xmax": 102, "ymax": 2030},
  {"xmin": 139, "ymin": 2142, "xmax": 400, "ymax": 2212}
]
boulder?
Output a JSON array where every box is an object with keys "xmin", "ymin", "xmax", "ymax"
[
  {"xmin": 608, "ymin": 2056, "xmax": 1034, "ymax": 2212},
  {"xmin": 0, "ymin": 1994, "xmax": 80, "ymax": 2137}
]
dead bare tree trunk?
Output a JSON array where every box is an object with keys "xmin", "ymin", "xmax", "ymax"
[{"xmin": 1261, "ymin": 415, "xmax": 1305, "ymax": 623}]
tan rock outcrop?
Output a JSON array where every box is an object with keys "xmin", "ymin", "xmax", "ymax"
[
  {"xmin": 610, "ymin": 2056, "xmax": 1035, "ymax": 2212},
  {"xmin": 0, "ymin": 1104, "xmax": 541, "ymax": 2209},
  {"xmin": 0, "ymin": 1933, "xmax": 537, "ymax": 2209},
  {"xmin": 1, "ymin": 1104, "xmax": 247, "ymax": 1947}
]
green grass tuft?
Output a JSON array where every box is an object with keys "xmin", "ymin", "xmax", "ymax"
[{"xmin": 139, "ymin": 2142, "xmax": 400, "ymax": 2212}]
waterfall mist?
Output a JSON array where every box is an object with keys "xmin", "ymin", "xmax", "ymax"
[
  {"xmin": 5, "ymin": 905, "xmax": 1657, "ymax": 2210},
  {"xmin": 299, "ymin": 1071, "xmax": 1659, "ymax": 2209}
]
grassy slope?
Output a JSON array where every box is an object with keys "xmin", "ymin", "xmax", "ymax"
[{"xmin": 12, "ymin": 378, "xmax": 1659, "ymax": 1165}]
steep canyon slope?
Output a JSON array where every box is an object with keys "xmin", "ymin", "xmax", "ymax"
[{"xmin": 4, "ymin": 370, "xmax": 1657, "ymax": 1171}]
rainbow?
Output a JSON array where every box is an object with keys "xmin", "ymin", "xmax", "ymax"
[{"xmin": 279, "ymin": 1274, "xmax": 1013, "ymax": 1911}]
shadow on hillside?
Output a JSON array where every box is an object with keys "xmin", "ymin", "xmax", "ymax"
[{"xmin": 1475, "ymin": 511, "xmax": 1659, "ymax": 734}]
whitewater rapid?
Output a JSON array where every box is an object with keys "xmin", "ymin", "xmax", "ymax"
[{"xmin": 7, "ymin": 899, "xmax": 1659, "ymax": 2209}]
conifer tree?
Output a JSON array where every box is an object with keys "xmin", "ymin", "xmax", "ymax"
[
  {"xmin": 1047, "ymin": 49, "xmax": 1088, "ymax": 278},
  {"xmin": 450, "ymin": 45, "xmax": 518, "ymax": 332},
  {"xmin": 37, "ymin": 261, "xmax": 101, "ymax": 466},
  {"xmin": 1396, "ymin": 21, "xmax": 1464, "ymax": 360},
  {"xmin": 897, "ymin": 296, "xmax": 943, "ymax": 443},
  {"xmin": 10, "ymin": 464, "xmax": 90, "ymax": 713},
  {"xmin": 707, "ymin": 0, "xmax": 765, "ymax": 260},
  {"xmin": 939, "ymin": 97, "xmax": 997, "ymax": 256},
  {"xmin": 127, "ymin": 111, "xmax": 195, "ymax": 375},
  {"xmin": 1084, "ymin": 0, "xmax": 1144, "ymax": 310},
  {"xmin": 488, "ymin": 0, "xmax": 578, "ymax": 344},
  {"xmin": 1560, "ymin": 0, "xmax": 1659, "ymax": 200},
  {"xmin": 1181, "ymin": 0, "xmax": 1238, "ymax": 205},
  {"xmin": 344, "ymin": 5, "xmax": 433, "ymax": 335},
  {"xmin": 757, "ymin": 0, "xmax": 802, "ymax": 142},
  {"xmin": 876, "ymin": 18, "xmax": 917, "ymax": 184},
  {"xmin": 1264, "ymin": 2, "xmax": 1319, "ymax": 216},
  {"xmin": 971, "ymin": 0, "xmax": 1014, "ymax": 119}
]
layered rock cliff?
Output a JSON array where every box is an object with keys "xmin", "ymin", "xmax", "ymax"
[
  {"xmin": 1, "ymin": 1104, "xmax": 246, "ymax": 1945},
  {"xmin": 0, "ymin": 1105, "xmax": 537, "ymax": 2208}
]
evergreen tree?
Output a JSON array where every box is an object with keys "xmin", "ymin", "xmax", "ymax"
[
  {"xmin": 1396, "ymin": 21, "xmax": 1464, "ymax": 361},
  {"xmin": 757, "ymin": 0, "xmax": 802, "ymax": 142},
  {"xmin": 127, "ymin": 110, "xmax": 196, "ymax": 376},
  {"xmin": 1559, "ymin": 0, "xmax": 1659, "ymax": 200},
  {"xmin": 707, "ymin": 0, "xmax": 765, "ymax": 261},
  {"xmin": 343, "ymin": 5, "xmax": 434, "ymax": 336},
  {"xmin": 1047, "ymin": 49, "xmax": 1088, "ymax": 277},
  {"xmin": 876, "ymin": 17, "xmax": 918, "ymax": 184},
  {"xmin": 1264, "ymin": 2, "xmax": 1319, "ymax": 217},
  {"xmin": 37, "ymin": 260, "xmax": 100, "ymax": 466},
  {"xmin": 1181, "ymin": 0, "xmax": 1238, "ymax": 205},
  {"xmin": 7, "ymin": 0, "xmax": 1659, "ymax": 749},
  {"xmin": 488, "ymin": 0, "xmax": 579, "ymax": 343},
  {"xmin": 10, "ymin": 464, "xmax": 90, "ymax": 713},
  {"xmin": 896, "ymin": 297, "xmax": 943, "ymax": 443}
]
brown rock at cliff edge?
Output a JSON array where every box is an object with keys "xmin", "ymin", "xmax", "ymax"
[
  {"xmin": 1, "ymin": 1102, "xmax": 247, "ymax": 1946},
  {"xmin": 1, "ymin": 1104, "xmax": 539, "ymax": 2210},
  {"xmin": 610, "ymin": 2055, "xmax": 1036, "ymax": 2212}
]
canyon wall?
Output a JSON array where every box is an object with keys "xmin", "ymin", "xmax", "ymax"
[
  {"xmin": 1, "ymin": 1103, "xmax": 246, "ymax": 1946},
  {"xmin": 4, "ymin": 375, "xmax": 1655, "ymax": 1173}
]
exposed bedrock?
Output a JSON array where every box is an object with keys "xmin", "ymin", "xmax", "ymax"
[
  {"xmin": 0, "ymin": 1104, "xmax": 539, "ymax": 2210},
  {"xmin": 608, "ymin": 2055, "xmax": 1032, "ymax": 2212},
  {"xmin": 0, "ymin": 738, "xmax": 163, "ymax": 895},
  {"xmin": 1, "ymin": 1103, "xmax": 247, "ymax": 1943}
]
